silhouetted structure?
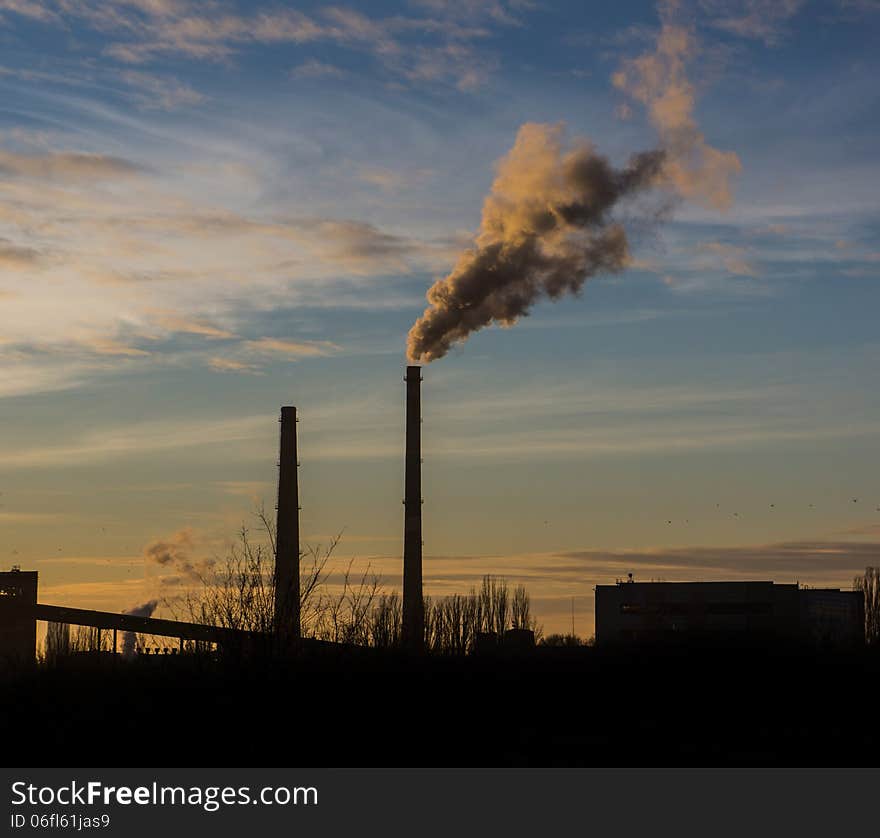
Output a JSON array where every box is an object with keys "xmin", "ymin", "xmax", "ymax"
[
  {"xmin": 0, "ymin": 571, "xmax": 279, "ymax": 664},
  {"xmin": 402, "ymin": 365, "xmax": 424, "ymax": 651},
  {"xmin": 800, "ymin": 587, "xmax": 865, "ymax": 647},
  {"xmin": 595, "ymin": 580, "xmax": 864, "ymax": 648},
  {"xmin": 274, "ymin": 406, "xmax": 301, "ymax": 641},
  {"xmin": 0, "ymin": 570, "xmax": 38, "ymax": 664}
]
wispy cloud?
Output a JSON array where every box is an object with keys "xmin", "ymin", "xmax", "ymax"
[
  {"xmin": 150, "ymin": 311, "xmax": 236, "ymax": 340},
  {"xmin": 119, "ymin": 70, "xmax": 206, "ymax": 110},
  {"xmin": 701, "ymin": 0, "xmax": 805, "ymax": 46},
  {"xmin": 0, "ymin": 414, "xmax": 271, "ymax": 470},
  {"xmin": 356, "ymin": 165, "xmax": 433, "ymax": 192},
  {"xmin": 0, "ymin": 0, "xmax": 58, "ymax": 23},
  {"xmin": 290, "ymin": 59, "xmax": 346, "ymax": 80},
  {"xmin": 0, "ymin": 240, "xmax": 42, "ymax": 268},
  {"xmin": 208, "ymin": 357, "xmax": 262, "ymax": 374},
  {"xmin": 0, "ymin": 149, "xmax": 144, "ymax": 181},
  {"xmin": 77, "ymin": 337, "xmax": 151, "ymax": 357},
  {"xmin": 0, "ymin": 0, "xmax": 522, "ymax": 91},
  {"xmin": 699, "ymin": 241, "xmax": 758, "ymax": 276},
  {"xmin": 244, "ymin": 337, "xmax": 340, "ymax": 358}
]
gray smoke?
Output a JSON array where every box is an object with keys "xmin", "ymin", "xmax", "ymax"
[
  {"xmin": 143, "ymin": 527, "xmax": 212, "ymax": 582},
  {"xmin": 121, "ymin": 599, "xmax": 158, "ymax": 658},
  {"xmin": 406, "ymin": 123, "xmax": 666, "ymax": 362}
]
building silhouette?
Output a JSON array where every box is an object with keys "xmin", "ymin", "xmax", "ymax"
[
  {"xmin": 595, "ymin": 580, "xmax": 864, "ymax": 648},
  {"xmin": 0, "ymin": 569, "xmax": 38, "ymax": 664}
]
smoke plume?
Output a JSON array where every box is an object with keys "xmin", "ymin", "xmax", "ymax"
[
  {"xmin": 121, "ymin": 599, "xmax": 158, "ymax": 657},
  {"xmin": 407, "ymin": 123, "xmax": 666, "ymax": 362},
  {"xmin": 612, "ymin": 16, "xmax": 741, "ymax": 210},
  {"xmin": 406, "ymin": 7, "xmax": 740, "ymax": 363},
  {"xmin": 143, "ymin": 527, "xmax": 211, "ymax": 582}
]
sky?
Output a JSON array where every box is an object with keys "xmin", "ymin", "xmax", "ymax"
[{"xmin": 1, "ymin": 0, "xmax": 878, "ymax": 637}]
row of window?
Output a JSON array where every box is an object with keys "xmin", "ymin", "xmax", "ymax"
[{"xmin": 619, "ymin": 602, "xmax": 774, "ymax": 616}]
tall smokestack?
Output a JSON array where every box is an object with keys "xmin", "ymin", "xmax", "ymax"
[
  {"xmin": 402, "ymin": 365, "xmax": 424, "ymax": 651},
  {"xmin": 275, "ymin": 406, "xmax": 300, "ymax": 642}
]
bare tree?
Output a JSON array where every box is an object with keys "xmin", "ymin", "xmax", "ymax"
[
  {"xmin": 165, "ymin": 505, "xmax": 341, "ymax": 645},
  {"xmin": 854, "ymin": 566, "xmax": 880, "ymax": 645},
  {"xmin": 368, "ymin": 592, "xmax": 402, "ymax": 649},
  {"xmin": 45, "ymin": 622, "xmax": 70, "ymax": 664},
  {"xmin": 511, "ymin": 584, "xmax": 540, "ymax": 634},
  {"xmin": 318, "ymin": 559, "xmax": 382, "ymax": 644},
  {"xmin": 163, "ymin": 512, "xmax": 544, "ymax": 657},
  {"xmin": 421, "ymin": 576, "xmax": 541, "ymax": 654}
]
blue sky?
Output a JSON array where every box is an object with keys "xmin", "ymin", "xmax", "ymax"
[{"xmin": 1, "ymin": 0, "xmax": 878, "ymax": 634}]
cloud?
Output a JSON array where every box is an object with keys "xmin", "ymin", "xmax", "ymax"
[
  {"xmin": 0, "ymin": 140, "xmax": 434, "ymax": 387},
  {"xmin": 356, "ymin": 166, "xmax": 432, "ymax": 192},
  {"xmin": 0, "ymin": 149, "xmax": 144, "ymax": 181},
  {"xmin": 0, "ymin": 240, "xmax": 42, "ymax": 268},
  {"xmin": 289, "ymin": 60, "xmax": 346, "ymax": 80},
  {"xmin": 208, "ymin": 357, "xmax": 262, "ymax": 374},
  {"xmin": 119, "ymin": 70, "xmax": 206, "ymax": 110},
  {"xmin": 244, "ymin": 337, "xmax": 339, "ymax": 358},
  {"xmin": 556, "ymin": 537, "xmax": 876, "ymax": 581},
  {"xmin": 701, "ymin": 0, "xmax": 805, "ymax": 46},
  {"xmin": 0, "ymin": 353, "xmax": 98, "ymax": 399},
  {"xmin": 150, "ymin": 311, "xmax": 236, "ymax": 339},
  {"xmin": 699, "ymin": 241, "xmax": 757, "ymax": 276},
  {"xmin": 82, "ymin": 209, "xmax": 431, "ymax": 273},
  {"xmin": 77, "ymin": 337, "xmax": 151, "ymax": 357},
  {"xmin": 302, "ymin": 219, "xmax": 419, "ymax": 270},
  {"xmin": 213, "ymin": 480, "xmax": 270, "ymax": 497},
  {"xmin": 0, "ymin": 0, "xmax": 58, "ymax": 23},
  {"xmin": 411, "ymin": 0, "xmax": 528, "ymax": 27},
  {"xmin": 0, "ymin": 510, "xmax": 70, "ymax": 524},
  {"xmin": 2, "ymin": 0, "xmax": 519, "ymax": 91},
  {"xmin": 613, "ymin": 9, "xmax": 742, "ymax": 210},
  {"xmin": 0, "ymin": 413, "xmax": 271, "ymax": 470}
]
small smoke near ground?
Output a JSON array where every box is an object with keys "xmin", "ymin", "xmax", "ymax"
[
  {"xmin": 406, "ymin": 6, "xmax": 740, "ymax": 363},
  {"xmin": 121, "ymin": 599, "xmax": 158, "ymax": 657},
  {"xmin": 143, "ymin": 527, "xmax": 213, "ymax": 583}
]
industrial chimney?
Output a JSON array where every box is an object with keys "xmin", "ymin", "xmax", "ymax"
[
  {"xmin": 402, "ymin": 366, "xmax": 424, "ymax": 651},
  {"xmin": 275, "ymin": 406, "xmax": 300, "ymax": 643}
]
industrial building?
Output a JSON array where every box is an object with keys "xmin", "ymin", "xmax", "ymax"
[
  {"xmin": 0, "ymin": 569, "xmax": 38, "ymax": 664},
  {"xmin": 595, "ymin": 580, "xmax": 864, "ymax": 648}
]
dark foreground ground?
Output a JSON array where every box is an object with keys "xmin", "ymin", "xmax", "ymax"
[{"xmin": 2, "ymin": 645, "xmax": 878, "ymax": 766}]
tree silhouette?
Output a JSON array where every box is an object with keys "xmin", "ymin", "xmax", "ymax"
[{"xmin": 854, "ymin": 566, "xmax": 880, "ymax": 645}]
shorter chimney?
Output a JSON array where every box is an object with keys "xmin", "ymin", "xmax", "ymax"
[{"xmin": 275, "ymin": 406, "xmax": 301, "ymax": 642}]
